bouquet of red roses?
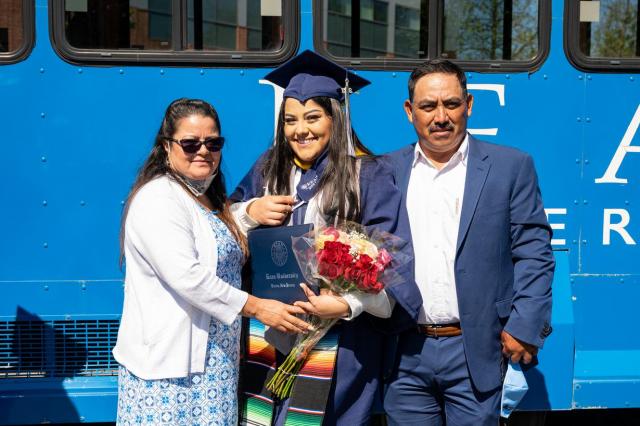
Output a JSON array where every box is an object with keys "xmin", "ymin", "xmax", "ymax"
[{"xmin": 266, "ymin": 221, "xmax": 411, "ymax": 398}]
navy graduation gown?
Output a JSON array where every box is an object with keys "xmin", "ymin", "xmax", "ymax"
[{"xmin": 232, "ymin": 151, "xmax": 422, "ymax": 425}]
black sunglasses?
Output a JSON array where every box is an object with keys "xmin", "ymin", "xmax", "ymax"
[{"xmin": 165, "ymin": 136, "xmax": 225, "ymax": 154}]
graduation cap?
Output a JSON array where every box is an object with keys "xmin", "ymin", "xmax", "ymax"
[
  {"xmin": 264, "ymin": 50, "xmax": 370, "ymax": 155},
  {"xmin": 263, "ymin": 50, "xmax": 370, "ymax": 102}
]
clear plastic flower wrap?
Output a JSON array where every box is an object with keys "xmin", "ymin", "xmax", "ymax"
[{"xmin": 266, "ymin": 221, "xmax": 413, "ymax": 398}]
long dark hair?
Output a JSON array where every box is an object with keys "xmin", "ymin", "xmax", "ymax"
[
  {"xmin": 120, "ymin": 98, "xmax": 248, "ymax": 265},
  {"xmin": 261, "ymin": 96, "xmax": 373, "ymax": 222}
]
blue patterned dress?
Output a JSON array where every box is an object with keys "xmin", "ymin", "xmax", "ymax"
[{"xmin": 117, "ymin": 209, "xmax": 244, "ymax": 426}]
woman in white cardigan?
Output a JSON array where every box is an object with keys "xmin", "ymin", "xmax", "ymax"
[{"xmin": 113, "ymin": 98, "xmax": 312, "ymax": 426}]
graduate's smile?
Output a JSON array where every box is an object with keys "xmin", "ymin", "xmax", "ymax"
[{"xmin": 284, "ymin": 98, "xmax": 332, "ymax": 163}]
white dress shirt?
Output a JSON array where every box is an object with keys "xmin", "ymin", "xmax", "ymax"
[{"xmin": 407, "ymin": 135, "xmax": 469, "ymax": 324}]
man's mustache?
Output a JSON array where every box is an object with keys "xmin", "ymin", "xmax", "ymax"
[{"xmin": 429, "ymin": 123, "xmax": 454, "ymax": 132}]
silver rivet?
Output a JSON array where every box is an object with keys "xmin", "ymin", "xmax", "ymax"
[
  {"xmin": 575, "ymin": 158, "xmax": 580, "ymax": 163},
  {"xmin": 587, "ymin": 75, "xmax": 591, "ymax": 80},
  {"xmin": 44, "ymin": 285, "xmax": 49, "ymax": 291},
  {"xmin": 576, "ymin": 117, "xmax": 581, "ymax": 122},
  {"xmin": 43, "ymin": 242, "xmax": 48, "ymax": 248},
  {"xmin": 543, "ymin": 74, "xmax": 548, "ymax": 79},
  {"xmin": 81, "ymin": 283, "xmax": 87, "ymax": 290},
  {"xmin": 625, "ymin": 200, "xmax": 630, "ymax": 205},
  {"xmin": 573, "ymin": 200, "xmax": 579, "ymax": 204},
  {"xmin": 620, "ymin": 278, "xmax": 625, "ymax": 283},
  {"xmin": 42, "ymin": 200, "xmax": 47, "ymax": 206},
  {"xmin": 80, "ymin": 200, "xmax": 86, "ymax": 206},
  {"xmin": 631, "ymin": 76, "xmax": 635, "ymax": 81},
  {"xmin": 119, "ymin": 69, "xmax": 124, "ymax": 74},
  {"xmin": 41, "ymin": 156, "xmax": 47, "ymax": 162},
  {"xmin": 582, "ymin": 239, "xmax": 587, "ymax": 244},
  {"xmin": 586, "ymin": 117, "xmax": 591, "ymax": 123},
  {"xmin": 572, "ymin": 296, "xmax": 577, "ymax": 301},
  {"xmin": 39, "ymin": 67, "xmax": 45, "ymax": 73},
  {"xmin": 41, "ymin": 112, "xmax": 46, "ymax": 118},
  {"xmin": 505, "ymin": 74, "xmax": 510, "ymax": 79},
  {"xmin": 200, "ymin": 69, "xmax": 205, "ymax": 75},
  {"xmin": 392, "ymin": 72, "xmax": 396, "ymax": 78},
  {"xmin": 572, "ymin": 240, "xmax": 577, "ymax": 244},
  {"xmin": 584, "ymin": 159, "xmax": 589, "ymax": 164},
  {"xmin": 121, "ymin": 200, "xmax": 125, "ymax": 205},
  {"xmin": 583, "ymin": 200, "xmax": 588, "ymax": 204},
  {"xmin": 78, "ymin": 68, "xmax": 83, "ymax": 74},
  {"xmin": 578, "ymin": 75, "xmax": 583, "ymax": 80},
  {"xmin": 240, "ymin": 70, "xmax": 245, "ymax": 76},
  {"xmin": 160, "ymin": 69, "xmax": 165, "ymax": 75}
]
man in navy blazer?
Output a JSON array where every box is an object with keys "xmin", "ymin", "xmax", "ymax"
[{"xmin": 383, "ymin": 59, "xmax": 554, "ymax": 425}]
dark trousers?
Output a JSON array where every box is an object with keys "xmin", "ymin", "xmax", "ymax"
[{"xmin": 384, "ymin": 332, "xmax": 501, "ymax": 426}]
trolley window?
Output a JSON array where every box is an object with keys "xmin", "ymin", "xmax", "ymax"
[
  {"xmin": 52, "ymin": 0, "xmax": 298, "ymax": 66},
  {"xmin": 314, "ymin": 0, "xmax": 550, "ymax": 72},
  {"xmin": 0, "ymin": 1, "xmax": 34, "ymax": 64},
  {"xmin": 565, "ymin": 0, "xmax": 640, "ymax": 71}
]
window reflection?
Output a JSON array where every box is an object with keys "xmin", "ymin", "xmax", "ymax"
[
  {"xmin": 0, "ymin": 0, "xmax": 24, "ymax": 53},
  {"xmin": 579, "ymin": 0, "xmax": 639, "ymax": 58}
]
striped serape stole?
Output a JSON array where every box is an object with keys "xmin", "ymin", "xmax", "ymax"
[{"xmin": 241, "ymin": 318, "xmax": 340, "ymax": 426}]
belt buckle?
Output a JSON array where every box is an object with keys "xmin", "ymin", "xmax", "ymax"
[{"xmin": 431, "ymin": 326, "xmax": 438, "ymax": 338}]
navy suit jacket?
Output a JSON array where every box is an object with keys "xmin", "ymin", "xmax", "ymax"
[{"xmin": 385, "ymin": 136, "xmax": 554, "ymax": 392}]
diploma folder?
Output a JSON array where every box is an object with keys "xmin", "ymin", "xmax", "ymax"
[{"xmin": 248, "ymin": 224, "xmax": 313, "ymax": 304}]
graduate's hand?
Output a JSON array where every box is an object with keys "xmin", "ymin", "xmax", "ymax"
[
  {"xmin": 242, "ymin": 295, "xmax": 314, "ymax": 334},
  {"xmin": 247, "ymin": 195, "xmax": 294, "ymax": 226},
  {"xmin": 501, "ymin": 331, "xmax": 538, "ymax": 364},
  {"xmin": 294, "ymin": 283, "xmax": 350, "ymax": 319}
]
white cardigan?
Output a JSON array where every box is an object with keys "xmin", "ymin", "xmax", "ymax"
[{"xmin": 113, "ymin": 176, "xmax": 248, "ymax": 380}]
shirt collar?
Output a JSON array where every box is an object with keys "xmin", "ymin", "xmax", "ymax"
[{"xmin": 412, "ymin": 133, "xmax": 469, "ymax": 168}]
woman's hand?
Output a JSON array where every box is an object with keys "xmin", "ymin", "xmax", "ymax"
[
  {"xmin": 294, "ymin": 283, "xmax": 350, "ymax": 319},
  {"xmin": 242, "ymin": 295, "xmax": 313, "ymax": 334},
  {"xmin": 246, "ymin": 195, "xmax": 295, "ymax": 226}
]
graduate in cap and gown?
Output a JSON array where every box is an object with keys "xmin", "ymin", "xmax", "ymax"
[{"xmin": 230, "ymin": 50, "xmax": 421, "ymax": 426}]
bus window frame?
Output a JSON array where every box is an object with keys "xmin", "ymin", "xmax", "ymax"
[
  {"xmin": 564, "ymin": 1, "xmax": 640, "ymax": 72},
  {"xmin": 312, "ymin": 0, "xmax": 551, "ymax": 73},
  {"xmin": 48, "ymin": 0, "xmax": 299, "ymax": 67},
  {"xmin": 0, "ymin": 1, "xmax": 35, "ymax": 65}
]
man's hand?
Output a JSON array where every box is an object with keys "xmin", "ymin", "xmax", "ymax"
[
  {"xmin": 501, "ymin": 331, "xmax": 538, "ymax": 364},
  {"xmin": 294, "ymin": 283, "xmax": 350, "ymax": 319},
  {"xmin": 246, "ymin": 195, "xmax": 294, "ymax": 226}
]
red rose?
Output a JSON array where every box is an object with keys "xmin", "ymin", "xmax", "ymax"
[{"xmin": 318, "ymin": 261, "xmax": 341, "ymax": 280}]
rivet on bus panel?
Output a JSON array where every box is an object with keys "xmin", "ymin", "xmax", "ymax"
[
  {"xmin": 392, "ymin": 72, "xmax": 396, "ymax": 78},
  {"xmin": 584, "ymin": 159, "xmax": 589, "ymax": 164},
  {"xmin": 585, "ymin": 117, "xmax": 591, "ymax": 123},
  {"xmin": 587, "ymin": 75, "xmax": 591, "ymax": 80},
  {"xmin": 582, "ymin": 239, "xmax": 587, "ymax": 244},
  {"xmin": 39, "ymin": 67, "xmax": 45, "ymax": 73},
  {"xmin": 505, "ymin": 75, "xmax": 510, "ymax": 79},
  {"xmin": 42, "ymin": 201, "xmax": 47, "ymax": 207},
  {"xmin": 543, "ymin": 75, "xmax": 548, "ymax": 80},
  {"xmin": 44, "ymin": 285, "xmax": 49, "ymax": 291},
  {"xmin": 625, "ymin": 200, "xmax": 630, "ymax": 205},
  {"xmin": 573, "ymin": 200, "xmax": 579, "ymax": 204},
  {"xmin": 200, "ymin": 69, "xmax": 205, "ymax": 75},
  {"xmin": 160, "ymin": 69, "xmax": 165, "ymax": 75},
  {"xmin": 578, "ymin": 75, "xmax": 583, "ymax": 80},
  {"xmin": 240, "ymin": 70, "xmax": 245, "ymax": 76},
  {"xmin": 576, "ymin": 117, "xmax": 581, "ymax": 122},
  {"xmin": 119, "ymin": 69, "xmax": 124, "ymax": 75},
  {"xmin": 41, "ymin": 112, "xmax": 46, "ymax": 118},
  {"xmin": 43, "ymin": 243, "xmax": 48, "ymax": 249},
  {"xmin": 78, "ymin": 68, "xmax": 83, "ymax": 74},
  {"xmin": 41, "ymin": 156, "xmax": 47, "ymax": 162},
  {"xmin": 631, "ymin": 76, "xmax": 635, "ymax": 81},
  {"xmin": 583, "ymin": 200, "xmax": 588, "ymax": 205},
  {"xmin": 80, "ymin": 201, "xmax": 86, "ymax": 206},
  {"xmin": 575, "ymin": 158, "xmax": 580, "ymax": 163}
]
